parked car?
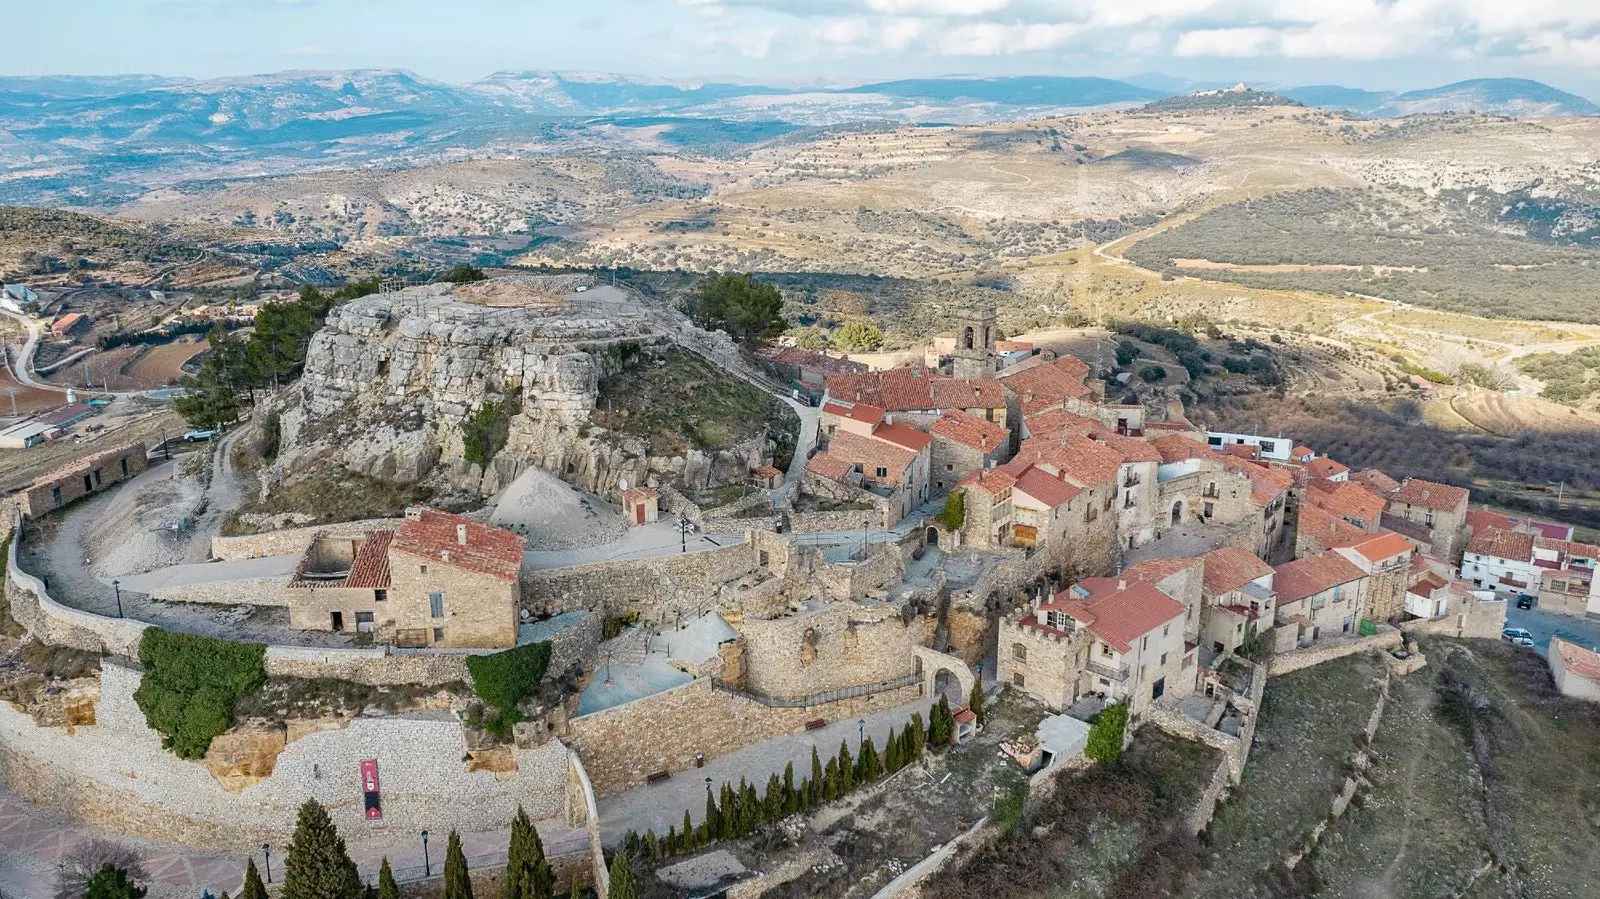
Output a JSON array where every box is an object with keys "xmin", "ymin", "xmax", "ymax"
[
  {"xmin": 182, "ymin": 429, "xmax": 218, "ymax": 442},
  {"xmin": 1516, "ymin": 594, "xmax": 1535, "ymax": 610},
  {"xmin": 1502, "ymin": 627, "xmax": 1535, "ymax": 646}
]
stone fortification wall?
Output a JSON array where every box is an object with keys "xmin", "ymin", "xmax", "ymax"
[
  {"xmin": 1267, "ymin": 629, "xmax": 1403, "ymax": 677},
  {"xmin": 545, "ymin": 612, "xmax": 604, "ymax": 678},
  {"xmin": 565, "ymin": 677, "xmax": 924, "ymax": 798},
  {"xmin": 0, "ymin": 662, "xmax": 573, "ymax": 852},
  {"xmin": 211, "ymin": 518, "xmax": 403, "ymax": 561},
  {"xmin": 147, "ymin": 576, "xmax": 289, "ymax": 606},
  {"xmin": 523, "ymin": 541, "xmax": 763, "ymax": 622},
  {"xmin": 6, "ymin": 522, "xmax": 148, "ymax": 657},
  {"xmin": 263, "ymin": 645, "xmax": 473, "ymax": 687},
  {"xmin": 739, "ymin": 603, "xmax": 927, "ymax": 702},
  {"xmin": 788, "ymin": 507, "xmax": 885, "ymax": 534}
]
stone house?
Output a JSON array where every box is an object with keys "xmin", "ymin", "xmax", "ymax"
[
  {"xmin": 1333, "ymin": 532, "xmax": 1416, "ymax": 622},
  {"xmin": 1305, "ymin": 456, "xmax": 1350, "ymax": 482},
  {"xmin": 620, "ymin": 487, "xmax": 660, "ymax": 525},
  {"xmin": 1385, "ymin": 478, "xmax": 1470, "ymax": 559},
  {"xmin": 1460, "ymin": 527, "xmax": 1540, "ymax": 595},
  {"xmin": 1198, "ymin": 546, "xmax": 1277, "ymax": 656},
  {"xmin": 823, "ymin": 366, "xmax": 1010, "ymax": 431},
  {"xmin": 1119, "ymin": 556, "xmax": 1206, "ymax": 643},
  {"xmin": 1294, "ymin": 505, "xmax": 1369, "ymax": 556},
  {"xmin": 16, "ymin": 442, "xmax": 148, "ymax": 519},
  {"xmin": 804, "ymin": 405, "xmax": 932, "ymax": 524},
  {"xmin": 928, "ymin": 409, "xmax": 1010, "ymax": 494},
  {"xmin": 1151, "ymin": 435, "xmax": 1292, "ymax": 557},
  {"xmin": 999, "ymin": 576, "xmax": 1194, "ymax": 716},
  {"xmin": 1548, "ymin": 637, "xmax": 1600, "ymax": 703},
  {"xmin": 1272, "ymin": 551, "xmax": 1370, "ymax": 649},
  {"xmin": 754, "ymin": 345, "xmax": 866, "ymax": 400},
  {"xmin": 1462, "ymin": 526, "xmax": 1600, "ymax": 615},
  {"xmin": 1023, "ymin": 409, "xmax": 1161, "ymax": 550},
  {"xmin": 285, "ymin": 507, "xmax": 525, "ymax": 648},
  {"xmin": 1304, "ymin": 481, "xmax": 1386, "ymax": 534}
]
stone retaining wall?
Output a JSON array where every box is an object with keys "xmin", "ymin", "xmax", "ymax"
[
  {"xmin": 1267, "ymin": 629, "xmax": 1403, "ymax": 677},
  {"xmin": 546, "ymin": 612, "xmax": 604, "ymax": 679},
  {"xmin": 523, "ymin": 541, "xmax": 760, "ymax": 622},
  {"xmin": 6, "ymin": 519, "xmax": 148, "ymax": 658},
  {"xmin": 147, "ymin": 577, "xmax": 289, "ymax": 606},
  {"xmin": 264, "ymin": 645, "xmax": 474, "ymax": 686},
  {"xmin": 210, "ymin": 518, "xmax": 403, "ymax": 561}
]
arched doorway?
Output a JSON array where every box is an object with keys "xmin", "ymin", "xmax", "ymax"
[
  {"xmin": 925, "ymin": 527, "xmax": 939, "ymax": 546},
  {"xmin": 962, "ymin": 326, "xmax": 974, "ymax": 349},
  {"xmin": 1171, "ymin": 501, "xmax": 1184, "ymax": 526},
  {"xmin": 933, "ymin": 668, "xmax": 964, "ymax": 706}
]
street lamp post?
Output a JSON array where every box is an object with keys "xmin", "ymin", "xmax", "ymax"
[
  {"xmin": 862, "ymin": 517, "xmax": 869, "ymax": 559},
  {"xmin": 111, "ymin": 579, "xmax": 123, "ymax": 618},
  {"xmin": 858, "ymin": 717, "xmax": 866, "ymax": 750},
  {"xmin": 421, "ymin": 830, "xmax": 431, "ymax": 877},
  {"xmin": 262, "ymin": 844, "xmax": 272, "ymax": 884},
  {"xmin": 680, "ymin": 512, "xmax": 687, "ymax": 554}
]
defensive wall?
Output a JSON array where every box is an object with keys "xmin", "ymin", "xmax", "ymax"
[
  {"xmin": 210, "ymin": 518, "xmax": 404, "ymax": 561},
  {"xmin": 738, "ymin": 603, "xmax": 928, "ymax": 702},
  {"xmin": 1267, "ymin": 628, "xmax": 1405, "ymax": 677}
]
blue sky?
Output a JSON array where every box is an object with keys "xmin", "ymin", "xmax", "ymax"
[{"xmin": 9, "ymin": 0, "xmax": 1600, "ymax": 95}]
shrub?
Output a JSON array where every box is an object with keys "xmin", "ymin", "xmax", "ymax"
[
  {"xmin": 462, "ymin": 388, "xmax": 521, "ymax": 468},
  {"xmin": 834, "ymin": 320, "xmax": 885, "ymax": 352},
  {"xmin": 133, "ymin": 629, "xmax": 265, "ymax": 758},
  {"xmin": 1139, "ymin": 365, "xmax": 1167, "ymax": 383},
  {"xmin": 438, "ymin": 264, "xmax": 488, "ymax": 283},
  {"xmin": 1085, "ymin": 700, "xmax": 1130, "ymax": 763},
  {"xmin": 938, "ymin": 490, "xmax": 966, "ymax": 531},
  {"xmin": 465, "ymin": 641, "xmax": 552, "ymax": 737}
]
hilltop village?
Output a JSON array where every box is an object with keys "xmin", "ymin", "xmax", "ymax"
[{"xmin": 0, "ymin": 275, "xmax": 1586, "ymax": 899}]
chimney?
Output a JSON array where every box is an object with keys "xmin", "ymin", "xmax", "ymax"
[
  {"xmin": 442, "ymin": 550, "xmax": 451, "ymax": 562},
  {"xmin": 456, "ymin": 523, "xmax": 469, "ymax": 546},
  {"xmin": 404, "ymin": 506, "xmax": 423, "ymax": 521},
  {"xmin": 1117, "ymin": 579, "xmax": 1127, "ymax": 591}
]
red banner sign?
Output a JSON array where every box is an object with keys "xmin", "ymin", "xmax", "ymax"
[{"xmin": 361, "ymin": 759, "xmax": 382, "ymax": 820}]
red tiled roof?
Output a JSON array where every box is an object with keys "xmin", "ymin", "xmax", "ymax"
[
  {"xmin": 1391, "ymin": 478, "xmax": 1469, "ymax": 512},
  {"xmin": 822, "ymin": 400, "xmax": 886, "ymax": 425},
  {"xmin": 1551, "ymin": 637, "xmax": 1600, "ymax": 681},
  {"xmin": 1307, "ymin": 457, "xmax": 1349, "ymax": 480},
  {"xmin": 1150, "ymin": 434, "xmax": 1212, "ymax": 464},
  {"xmin": 50, "ymin": 312, "xmax": 86, "ymax": 334},
  {"xmin": 1122, "ymin": 555, "xmax": 1202, "ymax": 586},
  {"xmin": 1221, "ymin": 444, "xmax": 1260, "ymax": 460},
  {"xmin": 1346, "ymin": 532, "xmax": 1414, "ymax": 564},
  {"xmin": 930, "ymin": 377, "xmax": 1008, "ymax": 410},
  {"xmin": 1466, "ymin": 526, "xmax": 1534, "ymax": 562},
  {"xmin": 996, "ymin": 354, "xmax": 1093, "ymax": 403},
  {"xmin": 929, "ymin": 410, "xmax": 1009, "ymax": 454},
  {"xmin": 756, "ymin": 465, "xmax": 783, "ymax": 478},
  {"xmin": 959, "ymin": 464, "xmax": 1019, "ymax": 496},
  {"xmin": 1273, "ymin": 552, "xmax": 1366, "ymax": 604},
  {"xmin": 1350, "ymin": 469, "xmax": 1400, "ymax": 494},
  {"xmin": 1013, "ymin": 466, "xmax": 1084, "ymax": 509},
  {"xmin": 814, "ymin": 430, "xmax": 916, "ymax": 483},
  {"xmin": 620, "ymin": 486, "xmax": 660, "ymax": 505},
  {"xmin": 825, "ymin": 366, "xmax": 1005, "ymax": 412},
  {"xmin": 874, "ymin": 422, "xmax": 933, "ymax": 452},
  {"xmin": 345, "ymin": 530, "xmax": 394, "ymax": 589},
  {"xmin": 1466, "ymin": 508, "xmax": 1517, "ymax": 534},
  {"xmin": 1534, "ymin": 536, "xmax": 1600, "ymax": 559},
  {"xmin": 1292, "ymin": 445, "xmax": 1314, "ymax": 457},
  {"xmin": 756, "ymin": 345, "xmax": 866, "ymax": 375},
  {"xmin": 1296, "ymin": 505, "xmax": 1367, "ymax": 550},
  {"xmin": 953, "ymin": 705, "xmax": 978, "ymax": 725},
  {"xmin": 805, "ymin": 453, "xmax": 855, "ymax": 481},
  {"xmin": 1019, "ymin": 433, "xmax": 1123, "ymax": 488},
  {"xmin": 1202, "ymin": 546, "xmax": 1273, "ymax": 595},
  {"xmin": 1306, "ymin": 482, "xmax": 1386, "ymax": 528},
  {"xmin": 1038, "ymin": 579, "xmax": 1186, "ymax": 653},
  {"xmin": 391, "ymin": 508, "xmax": 524, "ymax": 583},
  {"xmin": 995, "ymin": 340, "xmax": 1033, "ymax": 352}
]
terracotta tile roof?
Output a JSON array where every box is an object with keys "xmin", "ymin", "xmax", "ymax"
[
  {"xmin": 805, "ymin": 453, "xmax": 855, "ymax": 482},
  {"xmin": 1296, "ymin": 505, "xmax": 1367, "ymax": 550},
  {"xmin": 1466, "ymin": 526, "xmax": 1534, "ymax": 562},
  {"xmin": 345, "ymin": 530, "xmax": 394, "ymax": 589},
  {"xmin": 50, "ymin": 312, "xmax": 86, "ymax": 334},
  {"xmin": 814, "ymin": 430, "xmax": 916, "ymax": 483},
  {"xmin": 1013, "ymin": 466, "xmax": 1084, "ymax": 509},
  {"xmin": 1273, "ymin": 552, "xmax": 1367, "ymax": 604},
  {"xmin": 873, "ymin": 422, "xmax": 933, "ymax": 453},
  {"xmin": 1038, "ymin": 579, "xmax": 1186, "ymax": 654},
  {"xmin": 1307, "ymin": 457, "xmax": 1349, "ymax": 480},
  {"xmin": 953, "ymin": 705, "xmax": 979, "ymax": 725},
  {"xmin": 1122, "ymin": 555, "xmax": 1203, "ymax": 586},
  {"xmin": 825, "ymin": 366, "xmax": 1005, "ymax": 412},
  {"xmin": 620, "ymin": 486, "xmax": 660, "ymax": 505},
  {"xmin": 1020, "ymin": 435, "xmax": 1124, "ymax": 488},
  {"xmin": 756, "ymin": 345, "xmax": 865, "ymax": 374},
  {"xmin": 1150, "ymin": 434, "xmax": 1212, "ymax": 464},
  {"xmin": 1466, "ymin": 508, "xmax": 1517, "ymax": 534},
  {"xmin": 1292, "ymin": 445, "xmax": 1314, "ymax": 457},
  {"xmin": 822, "ymin": 400, "xmax": 886, "ymax": 425},
  {"xmin": 996, "ymin": 354, "xmax": 1093, "ymax": 403},
  {"xmin": 391, "ymin": 508, "xmax": 524, "ymax": 583},
  {"xmin": 959, "ymin": 465, "xmax": 1019, "ymax": 495},
  {"xmin": 1391, "ymin": 478, "xmax": 1469, "ymax": 512},
  {"xmin": 1551, "ymin": 637, "xmax": 1600, "ymax": 681},
  {"xmin": 1350, "ymin": 469, "xmax": 1400, "ymax": 494},
  {"xmin": 756, "ymin": 465, "xmax": 783, "ymax": 478},
  {"xmin": 1346, "ymin": 532, "xmax": 1415, "ymax": 564},
  {"xmin": 1306, "ymin": 482, "xmax": 1387, "ymax": 528},
  {"xmin": 1221, "ymin": 444, "xmax": 1261, "ymax": 460},
  {"xmin": 1096, "ymin": 432, "xmax": 1162, "ymax": 464},
  {"xmin": 929, "ymin": 410, "xmax": 1009, "ymax": 454},
  {"xmin": 995, "ymin": 340, "xmax": 1033, "ymax": 352},
  {"xmin": 1534, "ymin": 537, "xmax": 1600, "ymax": 560},
  {"xmin": 1202, "ymin": 546, "xmax": 1273, "ymax": 595}
]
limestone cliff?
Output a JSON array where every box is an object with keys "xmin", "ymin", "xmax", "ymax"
[{"xmin": 279, "ymin": 280, "xmax": 783, "ymax": 498}]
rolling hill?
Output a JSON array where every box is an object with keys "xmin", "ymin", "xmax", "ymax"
[{"xmin": 1286, "ymin": 78, "xmax": 1600, "ymax": 117}]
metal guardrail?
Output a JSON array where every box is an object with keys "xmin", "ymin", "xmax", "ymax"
[
  {"xmin": 1086, "ymin": 660, "xmax": 1130, "ymax": 682},
  {"xmin": 713, "ymin": 672, "xmax": 922, "ymax": 709}
]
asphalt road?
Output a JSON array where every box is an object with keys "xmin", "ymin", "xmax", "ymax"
[{"xmin": 1503, "ymin": 604, "xmax": 1600, "ymax": 656}]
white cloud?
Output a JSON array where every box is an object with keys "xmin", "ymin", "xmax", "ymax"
[
  {"xmin": 865, "ymin": 0, "xmax": 1010, "ymax": 15},
  {"xmin": 1173, "ymin": 27, "xmax": 1279, "ymax": 58},
  {"xmin": 936, "ymin": 21, "xmax": 1082, "ymax": 56}
]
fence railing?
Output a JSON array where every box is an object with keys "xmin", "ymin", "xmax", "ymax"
[
  {"xmin": 712, "ymin": 672, "xmax": 922, "ymax": 709},
  {"xmin": 1086, "ymin": 660, "xmax": 1130, "ymax": 682}
]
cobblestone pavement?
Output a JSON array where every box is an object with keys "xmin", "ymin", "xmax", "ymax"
[{"xmin": 594, "ymin": 697, "xmax": 936, "ymax": 846}]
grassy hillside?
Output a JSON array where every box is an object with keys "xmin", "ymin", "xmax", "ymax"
[{"xmin": 593, "ymin": 347, "xmax": 798, "ymax": 460}]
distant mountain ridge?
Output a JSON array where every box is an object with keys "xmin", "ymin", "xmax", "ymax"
[{"xmin": 1284, "ymin": 78, "xmax": 1600, "ymax": 117}]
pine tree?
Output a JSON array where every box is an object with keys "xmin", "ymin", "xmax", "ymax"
[
  {"xmin": 442, "ymin": 831, "xmax": 473, "ymax": 899},
  {"xmin": 83, "ymin": 864, "xmax": 146, "ymax": 899},
  {"xmin": 836, "ymin": 740, "xmax": 855, "ymax": 793},
  {"xmin": 376, "ymin": 859, "xmax": 399, "ymax": 899},
  {"xmin": 282, "ymin": 798, "xmax": 363, "ymax": 899},
  {"xmin": 504, "ymin": 806, "xmax": 555, "ymax": 899},
  {"xmin": 241, "ymin": 858, "xmax": 270, "ymax": 899},
  {"xmin": 607, "ymin": 854, "xmax": 636, "ymax": 899},
  {"xmin": 782, "ymin": 761, "xmax": 798, "ymax": 814}
]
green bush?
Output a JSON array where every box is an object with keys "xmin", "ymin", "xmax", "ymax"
[
  {"xmin": 465, "ymin": 641, "xmax": 551, "ymax": 737},
  {"xmin": 438, "ymin": 264, "xmax": 488, "ymax": 283},
  {"xmin": 938, "ymin": 490, "xmax": 966, "ymax": 531},
  {"xmin": 1138, "ymin": 365, "xmax": 1167, "ymax": 383},
  {"xmin": 1085, "ymin": 700, "xmax": 1129, "ymax": 763},
  {"xmin": 133, "ymin": 629, "xmax": 265, "ymax": 758},
  {"xmin": 462, "ymin": 388, "xmax": 521, "ymax": 468}
]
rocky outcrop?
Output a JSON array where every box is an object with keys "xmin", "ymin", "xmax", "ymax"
[
  {"xmin": 205, "ymin": 721, "xmax": 289, "ymax": 792},
  {"xmin": 279, "ymin": 282, "xmax": 762, "ymax": 497}
]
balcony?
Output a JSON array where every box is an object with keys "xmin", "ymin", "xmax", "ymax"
[
  {"xmin": 1202, "ymin": 487, "xmax": 1221, "ymax": 499},
  {"xmin": 1086, "ymin": 659, "xmax": 1131, "ymax": 682}
]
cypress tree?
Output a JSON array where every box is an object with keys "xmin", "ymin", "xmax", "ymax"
[
  {"xmin": 282, "ymin": 798, "xmax": 363, "ymax": 899},
  {"xmin": 929, "ymin": 696, "xmax": 953, "ymax": 748},
  {"xmin": 739, "ymin": 781, "xmax": 761, "ymax": 834},
  {"xmin": 837, "ymin": 740, "xmax": 855, "ymax": 792},
  {"xmin": 376, "ymin": 859, "xmax": 399, "ymax": 899},
  {"xmin": 705, "ymin": 788, "xmax": 722, "ymax": 840},
  {"xmin": 719, "ymin": 783, "xmax": 739, "ymax": 835},
  {"xmin": 823, "ymin": 757, "xmax": 840, "ymax": 800},
  {"xmin": 681, "ymin": 810, "xmax": 696, "ymax": 850},
  {"xmin": 782, "ymin": 761, "xmax": 797, "ymax": 814},
  {"xmin": 607, "ymin": 853, "xmax": 636, "ymax": 899},
  {"xmin": 764, "ymin": 772, "xmax": 784, "ymax": 821},
  {"xmin": 907, "ymin": 713, "xmax": 927, "ymax": 760},
  {"xmin": 241, "ymin": 858, "xmax": 270, "ymax": 899},
  {"xmin": 504, "ymin": 806, "xmax": 555, "ymax": 899},
  {"xmin": 858, "ymin": 736, "xmax": 882, "ymax": 782},
  {"xmin": 643, "ymin": 829, "xmax": 660, "ymax": 861},
  {"xmin": 809, "ymin": 745, "xmax": 824, "ymax": 800},
  {"xmin": 665, "ymin": 825, "xmax": 678, "ymax": 856},
  {"xmin": 442, "ymin": 830, "xmax": 473, "ymax": 899},
  {"xmin": 884, "ymin": 726, "xmax": 903, "ymax": 773},
  {"xmin": 969, "ymin": 681, "xmax": 986, "ymax": 724}
]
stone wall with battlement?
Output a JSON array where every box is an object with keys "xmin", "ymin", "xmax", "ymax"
[{"xmin": 739, "ymin": 603, "xmax": 927, "ymax": 702}]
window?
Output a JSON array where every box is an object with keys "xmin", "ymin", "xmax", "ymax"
[
  {"xmin": 945, "ymin": 463, "xmax": 954, "ymax": 472},
  {"xmin": 420, "ymin": 564, "xmax": 428, "ymax": 574},
  {"xmin": 759, "ymin": 550, "xmax": 770, "ymax": 568},
  {"xmin": 51, "ymin": 486, "xmax": 62, "ymax": 506},
  {"xmin": 1162, "ymin": 624, "xmax": 1170, "ymax": 637},
  {"xmin": 1152, "ymin": 677, "xmax": 1165, "ymax": 700},
  {"xmin": 120, "ymin": 458, "xmax": 129, "ymax": 477},
  {"xmin": 429, "ymin": 592, "xmax": 445, "ymax": 617},
  {"xmin": 1160, "ymin": 652, "xmax": 1169, "ymax": 666},
  {"xmin": 1141, "ymin": 636, "xmax": 1148, "ymax": 650},
  {"xmin": 433, "ymin": 627, "xmax": 445, "ymax": 642},
  {"xmin": 374, "ymin": 589, "xmax": 387, "ymax": 602},
  {"xmin": 1012, "ymin": 643, "xmax": 1027, "ymax": 662},
  {"xmin": 1333, "ymin": 586, "xmax": 1345, "ymax": 603},
  {"xmin": 875, "ymin": 466, "xmax": 888, "ymax": 478},
  {"xmin": 1204, "ymin": 502, "xmax": 1215, "ymax": 518},
  {"xmin": 1425, "ymin": 512, "xmax": 1436, "ymax": 527},
  {"xmin": 1013, "ymin": 672, "xmax": 1025, "ymax": 687},
  {"xmin": 1259, "ymin": 440, "xmax": 1276, "ymax": 454},
  {"xmin": 1100, "ymin": 643, "xmax": 1112, "ymax": 658},
  {"xmin": 1099, "ymin": 677, "xmax": 1110, "ymax": 687}
]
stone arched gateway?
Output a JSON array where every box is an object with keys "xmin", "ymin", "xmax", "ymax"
[
  {"xmin": 1171, "ymin": 499, "xmax": 1186, "ymax": 527},
  {"xmin": 912, "ymin": 646, "xmax": 976, "ymax": 708},
  {"xmin": 925, "ymin": 526, "xmax": 939, "ymax": 546}
]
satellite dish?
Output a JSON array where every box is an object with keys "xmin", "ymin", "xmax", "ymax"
[
  {"xmin": 619, "ymin": 478, "xmax": 628, "ymax": 491},
  {"xmin": 519, "ymin": 609, "xmax": 530, "ymax": 621}
]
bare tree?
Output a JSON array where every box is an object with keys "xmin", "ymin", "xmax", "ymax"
[{"xmin": 54, "ymin": 838, "xmax": 147, "ymax": 899}]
